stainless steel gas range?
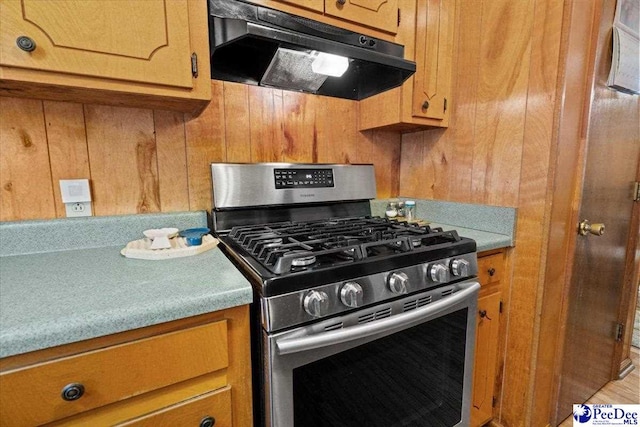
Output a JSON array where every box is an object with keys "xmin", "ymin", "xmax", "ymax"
[{"xmin": 210, "ymin": 163, "xmax": 480, "ymax": 427}]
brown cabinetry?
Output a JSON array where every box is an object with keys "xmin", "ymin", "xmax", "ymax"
[
  {"xmin": 246, "ymin": 0, "xmax": 399, "ymax": 37},
  {"xmin": 0, "ymin": 306, "xmax": 251, "ymax": 427},
  {"xmin": 359, "ymin": 0, "xmax": 454, "ymax": 131},
  {"xmin": 0, "ymin": 0, "xmax": 211, "ymax": 113},
  {"xmin": 471, "ymin": 250, "xmax": 506, "ymax": 427}
]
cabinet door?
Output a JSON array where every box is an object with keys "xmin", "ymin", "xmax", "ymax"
[
  {"xmin": 0, "ymin": 0, "xmax": 193, "ymax": 89},
  {"xmin": 273, "ymin": 0, "xmax": 325, "ymax": 12},
  {"xmin": 121, "ymin": 387, "xmax": 233, "ymax": 427},
  {"xmin": 411, "ymin": 0, "xmax": 453, "ymax": 120},
  {"xmin": 324, "ymin": 0, "xmax": 399, "ymax": 34},
  {"xmin": 471, "ymin": 292, "xmax": 501, "ymax": 427}
]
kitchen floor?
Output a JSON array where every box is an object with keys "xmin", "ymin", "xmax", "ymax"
[{"xmin": 557, "ymin": 345, "xmax": 640, "ymax": 426}]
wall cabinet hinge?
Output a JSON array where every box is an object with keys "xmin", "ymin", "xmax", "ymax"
[
  {"xmin": 499, "ymin": 300, "xmax": 503, "ymax": 314},
  {"xmin": 492, "ymin": 396, "xmax": 497, "ymax": 407},
  {"xmin": 615, "ymin": 323, "xmax": 624, "ymax": 341},
  {"xmin": 444, "ymin": 98, "xmax": 448, "ymax": 112},
  {"xmin": 191, "ymin": 53, "xmax": 198, "ymax": 78},
  {"xmin": 633, "ymin": 181, "xmax": 640, "ymax": 201},
  {"xmin": 397, "ymin": 9, "xmax": 401, "ymax": 26}
]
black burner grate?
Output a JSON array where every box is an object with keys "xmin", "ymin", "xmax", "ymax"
[{"xmin": 226, "ymin": 217, "xmax": 461, "ymax": 274}]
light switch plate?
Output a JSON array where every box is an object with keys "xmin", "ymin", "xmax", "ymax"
[{"xmin": 60, "ymin": 179, "xmax": 92, "ymax": 203}]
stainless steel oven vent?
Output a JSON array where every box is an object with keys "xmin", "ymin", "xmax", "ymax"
[
  {"xmin": 358, "ymin": 307, "xmax": 392, "ymax": 324},
  {"xmin": 441, "ymin": 288, "xmax": 454, "ymax": 297},
  {"xmin": 403, "ymin": 296, "xmax": 433, "ymax": 312},
  {"xmin": 323, "ymin": 322, "xmax": 343, "ymax": 331}
]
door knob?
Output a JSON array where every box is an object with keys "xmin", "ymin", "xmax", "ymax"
[{"xmin": 578, "ymin": 219, "xmax": 605, "ymax": 236}]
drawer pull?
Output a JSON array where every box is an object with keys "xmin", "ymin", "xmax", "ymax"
[
  {"xmin": 488, "ymin": 268, "xmax": 496, "ymax": 277},
  {"xmin": 200, "ymin": 416, "xmax": 216, "ymax": 427},
  {"xmin": 16, "ymin": 36, "xmax": 36, "ymax": 52},
  {"xmin": 61, "ymin": 383, "xmax": 85, "ymax": 401}
]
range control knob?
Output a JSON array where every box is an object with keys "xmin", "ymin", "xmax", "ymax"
[
  {"xmin": 340, "ymin": 282, "xmax": 364, "ymax": 308},
  {"xmin": 450, "ymin": 259, "xmax": 470, "ymax": 277},
  {"xmin": 303, "ymin": 290, "xmax": 330, "ymax": 317},
  {"xmin": 429, "ymin": 264, "xmax": 449, "ymax": 283},
  {"xmin": 388, "ymin": 272, "xmax": 409, "ymax": 294}
]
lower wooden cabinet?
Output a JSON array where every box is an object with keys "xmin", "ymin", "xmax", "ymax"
[
  {"xmin": 0, "ymin": 305, "xmax": 251, "ymax": 427},
  {"xmin": 471, "ymin": 250, "xmax": 506, "ymax": 427}
]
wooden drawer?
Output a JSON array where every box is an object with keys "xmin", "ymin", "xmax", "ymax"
[
  {"xmin": 122, "ymin": 386, "xmax": 232, "ymax": 427},
  {"xmin": 0, "ymin": 321, "xmax": 229, "ymax": 426},
  {"xmin": 477, "ymin": 253, "xmax": 504, "ymax": 286}
]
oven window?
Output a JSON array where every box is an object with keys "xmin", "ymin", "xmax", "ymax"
[{"xmin": 293, "ymin": 308, "xmax": 468, "ymax": 427}]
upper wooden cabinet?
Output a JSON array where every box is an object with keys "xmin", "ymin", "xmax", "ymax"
[
  {"xmin": 247, "ymin": 0, "xmax": 399, "ymax": 37},
  {"xmin": 0, "ymin": 0, "xmax": 211, "ymax": 113},
  {"xmin": 324, "ymin": 0, "xmax": 399, "ymax": 35},
  {"xmin": 359, "ymin": 0, "xmax": 454, "ymax": 131}
]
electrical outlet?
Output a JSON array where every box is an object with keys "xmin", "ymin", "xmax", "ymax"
[{"xmin": 65, "ymin": 201, "xmax": 92, "ymax": 217}]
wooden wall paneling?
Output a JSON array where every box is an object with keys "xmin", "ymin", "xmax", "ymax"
[
  {"xmin": 222, "ymin": 82, "xmax": 251, "ymax": 163},
  {"xmin": 314, "ymin": 96, "xmax": 360, "ymax": 164},
  {"xmin": 532, "ymin": 1, "xmax": 599, "ymax": 425},
  {"xmin": 399, "ymin": 131, "xmax": 426, "ymax": 198},
  {"xmin": 184, "ymin": 81, "xmax": 226, "ymax": 210},
  {"xmin": 444, "ymin": 0, "xmax": 481, "ymax": 203},
  {"xmin": 499, "ymin": 0, "xmax": 565, "ymax": 424},
  {"xmin": 85, "ymin": 104, "xmax": 159, "ymax": 216},
  {"xmin": 248, "ymin": 86, "xmax": 285, "ymax": 163},
  {"xmin": 370, "ymin": 130, "xmax": 401, "ymax": 198},
  {"xmin": 153, "ymin": 110, "xmax": 189, "ymax": 212},
  {"xmin": 0, "ymin": 97, "xmax": 56, "ymax": 221},
  {"xmin": 42, "ymin": 101, "xmax": 90, "ymax": 218},
  {"xmin": 281, "ymin": 91, "xmax": 316, "ymax": 163},
  {"xmin": 471, "ymin": 0, "xmax": 534, "ymax": 208}
]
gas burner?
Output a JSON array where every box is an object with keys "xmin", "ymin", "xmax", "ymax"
[{"xmin": 290, "ymin": 251, "xmax": 317, "ymax": 267}]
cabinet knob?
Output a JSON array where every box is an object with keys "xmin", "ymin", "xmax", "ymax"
[
  {"xmin": 422, "ymin": 101, "xmax": 430, "ymax": 110},
  {"xmin": 479, "ymin": 310, "xmax": 492, "ymax": 320},
  {"xmin": 336, "ymin": 0, "xmax": 346, "ymax": 4},
  {"xmin": 61, "ymin": 383, "xmax": 85, "ymax": 401},
  {"xmin": 16, "ymin": 36, "xmax": 36, "ymax": 52},
  {"xmin": 200, "ymin": 416, "xmax": 216, "ymax": 427},
  {"xmin": 488, "ymin": 267, "xmax": 496, "ymax": 276}
]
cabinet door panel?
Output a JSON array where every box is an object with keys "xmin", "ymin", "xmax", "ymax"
[
  {"xmin": 121, "ymin": 387, "xmax": 233, "ymax": 427},
  {"xmin": 0, "ymin": 0, "xmax": 193, "ymax": 88},
  {"xmin": 471, "ymin": 292, "xmax": 501, "ymax": 427},
  {"xmin": 412, "ymin": 0, "xmax": 452, "ymax": 120},
  {"xmin": 273, "ymin": 0, "xmax": 325, "ymax": 12},
  {"xmin": 324, "ymin": 0, "xmax": 399, "ymax": 34}
]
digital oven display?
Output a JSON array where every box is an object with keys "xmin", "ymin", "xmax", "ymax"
[{"xmin": 274, "ymin": 168, "xmax": 334, "ymax": 189}]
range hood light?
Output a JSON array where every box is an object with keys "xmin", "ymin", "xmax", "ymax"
[{"xmin": 311, "ymin": 52, "xmax": 349, "ymax": 77}]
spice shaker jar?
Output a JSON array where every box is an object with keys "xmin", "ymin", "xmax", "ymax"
[
  {"xmin": 385, "ymin": 201, "xmax": 398, "ymax": 218},
  {"xmin": 405, "ymin": 200, "xmax": 416, "ymax": 221}
]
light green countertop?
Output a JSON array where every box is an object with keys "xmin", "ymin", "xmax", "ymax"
[{"xmin": 0, "ymin": 212, "xmax": 253, "ymax": 359}]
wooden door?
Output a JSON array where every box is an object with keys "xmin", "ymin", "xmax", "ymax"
[
  {"xmin": 411, "ymin": 0, "xmax": 453, "ymax": 121},
  {"xmin": 324, "ymin": 0, "xmax": 399, "ymax": 34},
  {"xmin": 0, "ymin": 0, "xmax": 193, "ymax": 88},
  {"xmin": 471, "ymin": 292, "xmax": 501, "ymax": 427},
  {"xmin": 555, "ymin": 0, "xmax": 640, "ymax": 419}
]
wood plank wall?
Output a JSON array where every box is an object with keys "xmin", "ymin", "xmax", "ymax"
[
  {"xmin": 399, "ymin": 0, "xmax": 565, "ymax": 426},
  {"xmin": 0, "ymin": 81, "xmax": 400, "ymax": 221}
]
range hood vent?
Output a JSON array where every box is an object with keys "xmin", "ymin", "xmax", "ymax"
[{"xmin": 208, "ymin": 0, "xmax": 416, "ymax": 100}]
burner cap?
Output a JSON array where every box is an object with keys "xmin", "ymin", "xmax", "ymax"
[
  {"xmin": 262, "ymin": 238, "xmax": 283, "ymax": 248},
  {"xmin": 290, "ymin": 251, "xmax": 317, "ymax": 267}
]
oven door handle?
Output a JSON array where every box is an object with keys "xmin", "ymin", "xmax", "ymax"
[{"xmin": 276, "ymin": 281, "xmax": 480, "ymax": 355}]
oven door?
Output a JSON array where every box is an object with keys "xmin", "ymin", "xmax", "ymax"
[{"xmin": 264, "ymin": 280, "xmax": 480, "ymax": 427}]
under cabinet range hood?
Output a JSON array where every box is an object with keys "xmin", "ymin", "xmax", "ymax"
[{"xmin": 208, "ymin": 0, "xmax": 416, "ymax": 100}]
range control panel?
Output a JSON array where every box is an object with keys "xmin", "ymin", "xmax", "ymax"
[{"xmin": 274, "ymin": 168, "xmax": 334, "ymax": 189}]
